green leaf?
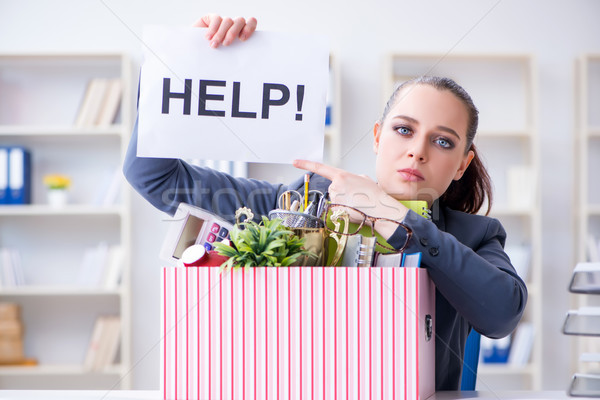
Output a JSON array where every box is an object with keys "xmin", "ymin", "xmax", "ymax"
[{"xmin": 213, "ymin": 211, "xmax": 312, "ymax": 269}]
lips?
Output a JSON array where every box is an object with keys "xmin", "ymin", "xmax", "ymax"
[{"xmin": 398, "ymin": 168, "xmax": 424, "ymax": 182}]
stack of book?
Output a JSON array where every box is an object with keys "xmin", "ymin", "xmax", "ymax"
[
  {"xmin": 0, "ymin": 302, "xmax": 25, "ymax": 365},
  {"xmin": 74, "ymin": 78, "xmax": 123, "ymax": 128},
  {"xmin": 0, "ymin": 248, "xmax": 25, "ymax": 288},
  {"xmin": 83, "ymin": 315, "xmax": 121, "ymax": 371},
  {"xmin": 77, "ymin": 243, "xmax": 124, "ymax": 290}
]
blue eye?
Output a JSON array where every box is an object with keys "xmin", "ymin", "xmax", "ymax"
[
  {"xmin": 396, "ymin": 126, "xmax": 412, "ymax": 136},
  {"xmin": 435, "ymin": 137, "xmax": 453, "ymax": 149}
]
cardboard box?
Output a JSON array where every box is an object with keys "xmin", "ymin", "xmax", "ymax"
[
  {"xmin": 0, "ymin": 302, "xmax": 19, "ymax": 321},
  {"xmin": 0, "ymin": 338, "xmax": 24, "ymax": 364},
  {"xmin": 161, "ymin": 266, "xmax": 435, "ymax": 400},
  {"xmin": 0, "ymin": 319, "xmax": 23, "ymax": 339}
]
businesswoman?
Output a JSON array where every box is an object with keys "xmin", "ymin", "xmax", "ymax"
[{"xmin": 124, "ymin": 14, "xmax": 527, "ymax": 390}]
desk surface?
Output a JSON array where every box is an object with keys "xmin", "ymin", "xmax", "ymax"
[
  {"xmin": 428, "ymin": 391, "xmax": 571, "ymax": 399},
  {"xmin": 0, "ymin": 390, "xmax": 572, "ymax": 400},
  {"xmin": 0, "ymin": 391, "xmax": 158, "ymax": 400}
]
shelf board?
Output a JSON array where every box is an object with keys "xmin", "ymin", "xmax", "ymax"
[
  {"xmin": 0, "ymin": 204, "xmax": 125, "ymax": 216},
  {"xmin": 0, "ymin": 364, "xmax": 123, "ymax": 376},
  {"xmin": 0, "ymin": 286, "xmax": 123, "ymax": 296},
  {"xmin": 0, "ymin": 125, "xmax": 123, "ymax": 136},
  {"xmin": 580, "ymin": 353, "xmax": 600, "ymax": 363},
  {"xmin": 476, "ymin": 130, "xmax": 534, "ymax": 139}
]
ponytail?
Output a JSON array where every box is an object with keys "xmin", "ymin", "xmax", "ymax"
[{"xmin": 440, "ymin": 144, "xmax": 492, "ymax": 215}]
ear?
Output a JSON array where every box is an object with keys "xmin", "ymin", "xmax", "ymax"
[
  {"xmin": 373, "ymin": 121, "xmax": 382, "ymax": 154},
  {"xmin": 453, "ymin": 149, "xmax": 475, "ymax": 180}
]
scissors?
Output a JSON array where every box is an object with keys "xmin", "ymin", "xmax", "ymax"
[
  {"xmin": 278, "ymin": 190, "xmax": 327, "ymax": 215},
  {"xmin": 302, "ymin": 190, "xmax": 328, "ymax": 215},
  {"xmin": 278, "ymin": 190, "xmax": 302, "ymax": 211}
]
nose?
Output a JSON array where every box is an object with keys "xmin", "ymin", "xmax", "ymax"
[
  {"xmin": 407, "ymin": 140, "xmax": 427, "ymax": 162},
  {"xmin": 408, "ymin": 152, "xmax": 425, "ymax": 161}
]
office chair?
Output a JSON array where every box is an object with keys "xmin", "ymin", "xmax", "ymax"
[{"xmin": 460, "ymin": 329, "xmax": 481, "ymax": 391}]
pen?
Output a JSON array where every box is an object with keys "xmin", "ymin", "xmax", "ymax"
[
  {"xmin": 285, "ymin": 191, "xmax": 291, "ymax": 210},
  {"xmin": 304, "ymin": 174, "xmax": 309, "ymax": 211}
]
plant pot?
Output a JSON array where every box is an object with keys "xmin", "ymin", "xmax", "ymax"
[{"xmin": 47, "ymin": 189, "xmax": 68, "ymax": 207}]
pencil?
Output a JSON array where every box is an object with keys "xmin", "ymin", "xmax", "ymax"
[{"xmin": 304, "ymin": 174, "xmax": 309, "ymax": 211}]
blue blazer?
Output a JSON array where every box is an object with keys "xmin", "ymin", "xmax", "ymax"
[{"xmin": 124, "ymin": 120, "xmax": 527, "ymax": 390}]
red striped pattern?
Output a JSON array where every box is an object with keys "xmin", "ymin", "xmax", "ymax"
[{"xmin": 160, "ymin": 266, "xmax": 434, "ymax": 400}]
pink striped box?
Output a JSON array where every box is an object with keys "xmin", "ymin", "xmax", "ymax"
[{"xmin": 161, "ymin": 266, "xmax": 435, "ymax": 400}]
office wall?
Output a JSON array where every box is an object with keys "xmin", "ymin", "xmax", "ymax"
[{"xmin": 1, "ymin": 0, "xmax": 599, "ymax": 390}]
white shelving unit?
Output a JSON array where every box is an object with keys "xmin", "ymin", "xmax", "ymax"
[
  {"xmin": 0, "ymin": 54, "xmax": 133, "ymax": 389},
  {"xmin": 383, "ymin": 53, "xmax": 542, "ymax": 390},
  {"xmin": 246, "ymin": 54, "xmax": 341, "ymax": 182},
  {"xmin": 573, "ymin": 54, "xmax": 600, "ymax": 375},
  {"xmin": 324, "ymin": 53, "xmax": 342, "ymax": 167}
]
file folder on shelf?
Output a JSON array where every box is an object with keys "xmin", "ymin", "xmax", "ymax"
[
  {"xmin": 8, "ymin": 147, "xmax": 31, "ymax": 204},
  {"xmin": 0, "ymin": 148, "xmax": 8, "ymax": 204},
  {"xmin": 0, "ymin": 146, "xmax": 31, "ymax": 205}
]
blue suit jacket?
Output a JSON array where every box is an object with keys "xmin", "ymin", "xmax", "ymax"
[{"xmin": 124, "ymin": 120, "xmax": 527, "ymax": 390}]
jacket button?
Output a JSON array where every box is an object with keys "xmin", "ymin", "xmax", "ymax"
[
  {"xmin": 420, "ymin": 237, "xmax": 428, "ymax": 246},
  {"xmin": 429, "ymin": 247, "xmax": 439, "ymax": 257}
]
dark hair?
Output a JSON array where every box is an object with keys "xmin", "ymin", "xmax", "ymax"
[{"xmin": 381, "ymin": 76, "xmax": 493, "ymax": 215}]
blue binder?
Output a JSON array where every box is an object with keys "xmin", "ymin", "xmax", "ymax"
[
  {"xmin": 6, "ymin": 147, "xmax": 31, "ymax": 205},
  {"xmin": 0, "ymin": 147, "xmax": 8, "ymax": 204}
]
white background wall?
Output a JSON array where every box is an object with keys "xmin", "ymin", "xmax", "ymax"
[{"xmin": 1, "ymin": 0, "xmax": 599, "ymax": 390}]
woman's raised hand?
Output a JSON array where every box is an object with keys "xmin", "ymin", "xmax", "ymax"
[
  {"xmin": 293, "ymin": 159, "xmax": 409, "ymax": 226},
  {"xmin": 192, "ymin": 14, "xmax": 258, "ymax": 48}
]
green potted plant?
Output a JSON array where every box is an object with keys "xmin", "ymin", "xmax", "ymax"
[
  {"xmin": 214, "ymin": 214, "xmax": 312, "ymax": 270},
  {"xmin": 43, "ymin": 174, "xmax": 71, "ymax": 207}
]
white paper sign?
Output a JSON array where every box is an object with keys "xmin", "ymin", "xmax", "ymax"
[{"xmin": 138, "ymin": 25, "xmax": 329, "ymax": 164}]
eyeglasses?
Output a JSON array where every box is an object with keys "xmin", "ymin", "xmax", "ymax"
[{"xmin": 322, "ymin": 203, "xmax": 413, "ymax": 254}]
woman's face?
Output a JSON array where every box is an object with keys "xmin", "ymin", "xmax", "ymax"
[{"xmin": 373, "ymin": 84, "xmax": 475, "ymax": 205}]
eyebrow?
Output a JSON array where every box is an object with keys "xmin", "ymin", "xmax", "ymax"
[{"xmin": 391, "ymin": 115, "xmax": 462, "ymax": 141}]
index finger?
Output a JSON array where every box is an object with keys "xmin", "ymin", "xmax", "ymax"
[
  {"xmin": 293, "ymin": 159, "xmax": 343, "ymax": 180},
  {"xmin": 239, "ymin": 17, "xmax": 257, "ymax": 41},
  {"xmin": 192, "ymin": 14, "xmax": 218, "ymax": 28}
]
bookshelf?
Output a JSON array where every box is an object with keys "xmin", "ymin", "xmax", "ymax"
[
  {"xmin": 0, "ymin": 54, "xmax": 133, "ymax": 389},
  {"xmin": 383, "ymin": 53, "xmax": 541, "ymax": 390},
  {"xmin": 573, "ymin": 54, "xmax": 600, "ymax": 376},
  {"xmin": 325, "ymin": 53, "xmax": 342, "ymax": 167}
]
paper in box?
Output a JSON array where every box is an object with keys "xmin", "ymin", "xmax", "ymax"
[{"xmin": 161, "ymin": 266, "xmax": 435, "ymax": 400}]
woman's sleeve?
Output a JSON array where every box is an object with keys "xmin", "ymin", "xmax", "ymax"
[
  {"xmin": 123, "ymin": 116, "xmax": 284, "ymax": 222},
  {"xmin": 387, "ymin": 209, "xmax": 528, "ymax": 338}
]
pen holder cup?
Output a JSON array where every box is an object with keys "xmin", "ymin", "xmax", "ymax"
[
  {"xmin": 268, "ymin": 209, "xmax": 324, "ymax": 229},
  {"xmin": 269, "ymin": 209, "xmax": 326, "ymax": 266},
  {"xmin": 291, "ymin": 227, "xmax": 327, "ymax": 267}
]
